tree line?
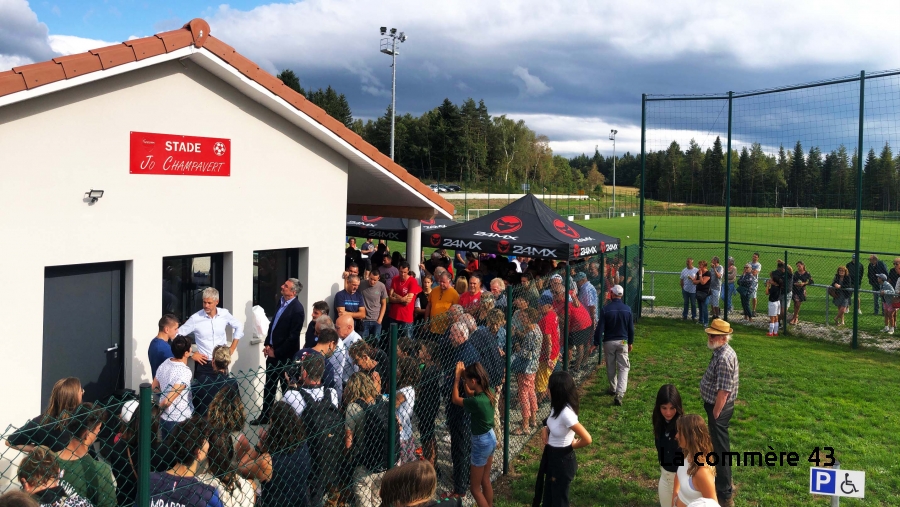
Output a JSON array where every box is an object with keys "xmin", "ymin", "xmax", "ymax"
[
  {"xmin": 641, "ymin": 137, "xmax": 900, "ymax": 211},
  {"xmin": 276, "ymin": 69, "xmax": 637, "ymax": 193}
]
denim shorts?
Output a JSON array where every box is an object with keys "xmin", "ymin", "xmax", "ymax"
[{"xmin": 470, "ymin": 429, "xmax": 497, "ymax": 466}]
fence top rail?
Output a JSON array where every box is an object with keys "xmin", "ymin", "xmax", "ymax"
[
  {"xmin": 645, "ymin": 67, "xmax": 900, "ymax": 103},
  {"xmin": 643, "ymin": 270, "xmax": 883, "ymax": 295}
]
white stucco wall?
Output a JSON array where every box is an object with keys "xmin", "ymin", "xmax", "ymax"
[{"xmin": 0, "ymin": 59, "xmax": 347, "ymax": 431}]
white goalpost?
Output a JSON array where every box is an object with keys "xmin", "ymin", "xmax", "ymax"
[
  {"xmin": 467, "ymin": 208, "xmax": 500, "ymax": 221},
  {"xmin": 781, "ymin": 207, "xmax": 818, "ymax": 218}
]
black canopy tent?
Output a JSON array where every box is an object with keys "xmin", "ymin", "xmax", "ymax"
[
  {"xmin": 425, "ymin": 194, "xmax": 620, "ymax": 260},
  {"xmin": 346, "ymin": 215, "xmax": 458, "ymax": 242}
]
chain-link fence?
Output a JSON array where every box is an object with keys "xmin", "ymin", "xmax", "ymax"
[
  {"xmin": 639, "ymin": 69, "xmax": 900, "ymax": 347},
  {"xmin": 0, "ymin": 259, "xmax": 632, "ymax": 506}
]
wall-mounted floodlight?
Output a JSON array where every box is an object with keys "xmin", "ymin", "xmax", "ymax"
[
  {"xmin": 85, "ymin": 189, "xmax": 104, "ymax": 204},
  {"xmin": 380, "ymin": 27, "xmax": 387, "ymax": 35}
]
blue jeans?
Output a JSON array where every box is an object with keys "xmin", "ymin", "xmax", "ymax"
[
  {"xmin": 721, "ymin": 283, "xmax": 735, "ymax": 310},
  {"xmin": 698, "ymin": 297, "xmax": 709, "ymax": 325},
  {"xmin": 361, "ymin": 320, "xmax": 382, "ymax": 341},
  {"xmin": 160, "ymin": 419, "xmax": 179, "ymax": 442},
  {"xmin": 682, "ymin": 290, "xmax": 697, "ymax": 320}
]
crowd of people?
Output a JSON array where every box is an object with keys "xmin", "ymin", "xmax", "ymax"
[
  {"xmin": 1, "ymin": 238, "xmax": 636, "ymax": 507},
  {"xmin": 679, "ymin": 253, "xmax": 900, "ymax": 334}
]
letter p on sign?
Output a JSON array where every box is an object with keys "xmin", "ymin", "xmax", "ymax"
[{"xmin": 810, "ymin": 468, "xmax": 836, "ymax": 494}]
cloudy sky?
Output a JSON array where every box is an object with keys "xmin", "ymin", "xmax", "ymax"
[{"xmin": 2, "ymin": 0, "xmax": 899, "ymax": 157}]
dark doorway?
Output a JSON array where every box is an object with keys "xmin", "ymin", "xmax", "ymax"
[
  {"xmin": 43, "ymin": 262, "xmax": 125, "ymax": 407},
  {"xmin": 254, "ymin": 249, "xmax": 299, "ymax": 319},
  {"xmin": 163, "ymin": 253, "xmax": 224, "ymax": 323}
]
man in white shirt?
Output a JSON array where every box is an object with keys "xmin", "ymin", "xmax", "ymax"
[
  {"xmin": 177, "ymin": 287, "xmax": 244, "ymax": 381},
  {"xmin": 335, "ymin": 314, "xmax": 362, "ymax": 384}
]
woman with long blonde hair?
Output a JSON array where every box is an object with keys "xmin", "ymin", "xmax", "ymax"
[{"xmin": 673, "ymin": 414, "xmax": 717, "ymax": 507}]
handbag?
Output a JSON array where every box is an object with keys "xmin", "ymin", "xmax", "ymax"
[
  {"xmin": 696, "ymin": 289, "xmax": 709, "ymax": 301},
  {"xmin": 736, "ymin": 285, "xmax": 749, "ymax": 297}
]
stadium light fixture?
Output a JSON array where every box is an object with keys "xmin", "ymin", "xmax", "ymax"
[
  {"xmin": 379, "ymin": 27, "xmax": 407, "ymax": 161},
  {"xmin": 609, "ymin": 129, "xmax": 618, "ymax": 214}
]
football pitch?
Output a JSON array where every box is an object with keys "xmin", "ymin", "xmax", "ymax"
[{"xmin": 581, "ymin": 214, "xmax": 900, "ymax": 337}]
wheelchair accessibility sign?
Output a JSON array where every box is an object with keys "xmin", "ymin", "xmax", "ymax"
[{"xmin": 810, "ymin": 467, "xmax": 865, "ymax": 498}]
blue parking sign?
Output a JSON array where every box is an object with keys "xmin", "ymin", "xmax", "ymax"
[{"xmin": 810, "ymin": 468, "xmax": 836, "ymax": 494}]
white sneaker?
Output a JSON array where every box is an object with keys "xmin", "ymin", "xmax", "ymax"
[
  {"xmin": 883, "ymin": 326, "xmax": 890, "ymax": 333},
  {"xmin": 858, "ymin": 308, "xmax": 863, "ymax": 314},
  {"xmin": 889, "ymin": 328, "xmax": 895, "ymax": 335}
]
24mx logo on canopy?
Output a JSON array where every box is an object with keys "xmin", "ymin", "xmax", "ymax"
[
  {"xmin": 497, "ymin": 240, "xmax": 511, "ymax": 254},
  {"xmin": 429, "ymin": 234, "xmax": 442, "ymax": 247}
]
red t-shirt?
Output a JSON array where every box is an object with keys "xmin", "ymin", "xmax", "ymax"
[
  {"xmin": 553, "ymin": 300, "xmax": 592, "ymax": 332},
  {"xmin": 458, "ymin": 290, "xmax": 482, "ymax": 310},
  {"xmin": 388, "ymin": 276, "xmax": 421, "ymax": 323},
  {"xmin": 539, "ymin": 310, "xmax": 560, "ymax": 361}
]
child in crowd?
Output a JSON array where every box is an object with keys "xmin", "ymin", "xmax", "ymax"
[
  {"xmin": 152, "ymin": 335, "xmax": 194, "ymax": 440},
  {"xmin": 149, "ymin": 417, "xmax": 222, "ymax": 507},
  {"xmin": 653, "ymin": 384, "xmax": 684, "ymax": 507},
  {"xmin": 451, "ymin": 362, "xmax": 496, "ymax": 507},
  {"xmin": 378, "ymin": 460, "xmax": 461, "ymax": 507},
  {"xmin": 673, "ymin": 415, "xmax": 718, "ymax": 507},
  {"xmin": 17, "ymin": 445, "xmax": 91, "ymax": 507},
  {"xmin": 532, "ymin": 371, "xmax": 592, "ymax": 507},
  {"xmin": 512, "ymin": 308, "xmax": 541, "ymax": 435},
  {"xmin": 414, "ymin": 341, "xmax": 442, "ymax": 465},
  {"xmin": 395, "ymin": 357, "xmax": 422, "ymax": 463}
]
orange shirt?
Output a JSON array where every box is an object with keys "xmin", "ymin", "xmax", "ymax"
[{"xmin": 428, "ymin": 287, "xmax": 460, "ymax": 334}]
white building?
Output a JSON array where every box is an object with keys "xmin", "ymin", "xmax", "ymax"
[{"xmin": 0, "ymin": 19, "xmax": 451, "ymax": 432}]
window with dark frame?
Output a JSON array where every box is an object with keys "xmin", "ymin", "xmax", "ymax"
[{"xmin": 162, "ymin": 253, "xmax": 224, "ymax": 323}]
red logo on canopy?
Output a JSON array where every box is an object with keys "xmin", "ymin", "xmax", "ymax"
[
  {"xmin": 491, "ymin": 216, "xmax": 523, "ymax": 234},
  {"xmin": 573, "ymin": 244, "xmax": 580, "ymax": 257},
  {"xmin": 600, "ymin": 241, "xmax": 606, "ymax": 253},
  {"xmin": 362, "ymin": 216, "xmax": 383, "ymax": 223},
  {"xmin": 421, "ymin": 218, "xmax": 435, "ymax": 225},
  {"xmin": 497, "ymin": 241, "xmax": 511, "ymax": 254},
  {"xmin": 430, "ymin": 234, "xmax": 442, "ymax": 247},
  {"xmin": 553, "ymin": 219, "xmax": 580, "ymax": 239}
]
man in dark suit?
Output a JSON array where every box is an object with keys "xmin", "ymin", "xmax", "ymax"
[{"xmin": 250, "ymin": 278, "xmax": 305, "ymax": 425}]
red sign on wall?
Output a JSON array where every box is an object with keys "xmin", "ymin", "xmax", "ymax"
[{"xmin": 130, "ymin": 132, "xmax": 231, "ymax": 176}]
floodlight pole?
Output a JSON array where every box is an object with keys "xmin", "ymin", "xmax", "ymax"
[
  {"xmin": 380, "ymin": 28, "xmax": 406, "ymax": 161},
  {"xmin": 610, "ymin": 129, "xmax": 618, "ymax": 215}
]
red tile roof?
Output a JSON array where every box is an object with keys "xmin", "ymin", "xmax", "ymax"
[{"xmin": 0, "ymin": 18, "xmax": 453, "ymax": 217}]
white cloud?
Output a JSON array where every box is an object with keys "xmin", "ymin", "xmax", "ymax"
[
  {"xmin": 512, "ymin": 66, "xmax": 551, "ymax": 97},
  {"xmin": 0, "ymin": 53, "xmax": 32, "ymax": 70},
  {"xmin": 501, "ymin": 113, "xmax": 641, "ymax": 157},
  {"xmin": 0, "ymin": 0, "xmax": 56, "ymax": 63},
  {"xmin": 48, "ymin": 34, "xmax": 114, "ymax": 55}
]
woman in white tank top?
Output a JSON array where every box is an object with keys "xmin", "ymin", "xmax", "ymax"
[{"xmin": 672, "ymin": 414, "xmax": 717, "ymax": 507}]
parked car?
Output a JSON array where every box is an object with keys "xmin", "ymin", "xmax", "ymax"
[{"xmin": 446, "ymin": 184, "xmax": 461, "ymax": 192}]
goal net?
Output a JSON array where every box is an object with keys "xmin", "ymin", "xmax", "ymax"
[
  {"xmin": 466, "ymin": 208, "xmax": 500, "ymax": 221},
  {"xmin": 782, "ymin": 207, "xmax": 818, "ymax": 218}
]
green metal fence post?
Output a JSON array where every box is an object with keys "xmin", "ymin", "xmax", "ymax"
[
  {"xmin": 388, "ymin": 324, "xmax": 399, "ymax": 467},
  {"xmin": 724, "ymin": 91, "xmax": 733, "ymax": 323},
  {"xmin": 852, "ymin": 71, "xmax": 865, "ymax": 350},
  {"xmin": 783, "ymin": 250, "xmax": 789, "ymax": 336},
  {"xmin": 563, "ymin": 267, "xmax": 570, "ymax": 371},
  {"xmin": 638, "ymin": 94, "xmax": 647, "ymax": 320},
  {"xmin": 503, "ymin": 285, "xmax": 513, "ymax": 475},
  {"xmin": 138, "ymin": 383, "xmax": 152, "ymax": 507},
  {"xmin": 598, "ymin": 252, "xmax": 606, "ymax": 365}
]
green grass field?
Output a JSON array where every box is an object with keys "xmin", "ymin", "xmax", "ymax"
[{"xmin": 494, "ymin": 319, "xmax": 900, "ymax": 506}]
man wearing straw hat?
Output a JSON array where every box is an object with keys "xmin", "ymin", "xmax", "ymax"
[{"xmin": 700, "ymin": 318, "xmax": 739, "ymax": 507}]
